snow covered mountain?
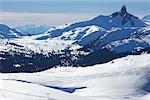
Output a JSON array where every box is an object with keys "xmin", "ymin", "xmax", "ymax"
[
  {"xmin": 0, "ymin": 24, "xmax": 25, "ymax": 39},
  {"xmin": 143, "ymin": 15, "xmax": 150, "ymax": 25},
  {"xmin": 42, "ymin": 5, "xmax": 146, "ymax": 39},
  {"xmin": 15, "ymin": 24, "xmax": 50, "ymax": 35},
  {"xmin": 41, "ymin": 5, "xmax": 149, "ymax": 55},
  {"xmin": 0, "ymin": 5, "xmax": 150, "ymax": 73},
  {"xmin": 143, "ymin": 15, "xmax": 150, "ymax": 22},
  {"xmin": 37, "ymin": 5, "xmax": 149, "ymax": 51}
]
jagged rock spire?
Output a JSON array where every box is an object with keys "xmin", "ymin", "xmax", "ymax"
[{"xmin": 121, "ymin": 5, "xmax": 127, "ymax": 13}]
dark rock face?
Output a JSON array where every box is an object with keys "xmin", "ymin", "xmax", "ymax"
[
  {"xmin": 111, "ymin": 5, "xmax": 140, "ymax": 26},
  {"xmin": 121, "ymin": 5, "xmax": 127, "ymax": 15}
]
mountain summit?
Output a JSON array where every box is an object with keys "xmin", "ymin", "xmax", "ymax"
[
  {"xmin": 92, "ymin": 5, "xmax": 147, "ymax": 29},
  {"xmin": 110, "ymin": 5, "xmax": 142, "ymax": 26},
  {"xmin": 121, "ymin": 5, "xmax": 127, "ymax": 14},
  {"xmin": 43, "ymin": 5, "xmax": 147, "ymax": 39}
]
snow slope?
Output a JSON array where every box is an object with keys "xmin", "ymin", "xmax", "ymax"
[
  {"xmin": 99, "ymin": 26, "xmax": 150, "ymax": 53},
  {"xmin": 1, "ymin": 54, "xmax": 150, "ymax": 100},
  {"xmin": 0, "ymin": 37, "xmax": 74, "ymax": 55}
]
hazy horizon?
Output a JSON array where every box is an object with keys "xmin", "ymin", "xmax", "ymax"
[{"xmin": 0, "ymin": 0, "xmax": 149, "ymax": 27}]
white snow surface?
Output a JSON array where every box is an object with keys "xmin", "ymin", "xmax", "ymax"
[
  {"xmin": 0, "ymin": 54, "xmax": 150, "ymax": 100},
  {"xmin": 0, "ymin": 36, "xmax": 76, "ymax": 55},
  {"xmin": 1, "ymin": 26, "xmax": 149, "ymax": 56}
]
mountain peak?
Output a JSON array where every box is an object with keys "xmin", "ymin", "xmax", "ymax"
[
  {"xmin": 111, "ymin": 5, "xmax": 129, "ymax": 18},
  {"xmin": 121, "ymin": 5, "xmax": 127, "ymax": 14}
]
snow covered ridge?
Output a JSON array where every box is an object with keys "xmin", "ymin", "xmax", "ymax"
[
  {"xmin": 44, "ymin": 5, "xmax": 147, "ymax": 39},
  {"xmin": 0, "ymin": 54, "xmax": 150, "ymax": 100},
  {"xmin": 0, "ymin": 5, "xmax": 150, "ymax": 73},
  {"xmin": 0, "ymin": 24, "xmax": 50, "ymax": 38},
  {"xmin": 143, "ymin": 15, "xmax": 150, "ymax": 25},
  {"xmin": 0, "ymin": 24, "xmax": 26, "ymax": 39},
  {"xmin": 143, "ymin": 15, "xmax": 150, "ymax": 22}
]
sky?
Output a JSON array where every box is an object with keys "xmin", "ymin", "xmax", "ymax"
[{"xmin": 0, "ymin": 0, "xmax": 150, "ymax": 27}]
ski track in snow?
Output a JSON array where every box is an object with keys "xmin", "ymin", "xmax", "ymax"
[{"xmin": 1, "ymin": 88, "xmax": 48, "ymax": 99}]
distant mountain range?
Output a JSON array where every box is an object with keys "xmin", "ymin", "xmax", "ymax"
[
  {"xmin": 0, "ymin": 24, "xmax": 25, "ymax": 38},
  {"xmin": 0, "ymin": 24, "xmax": 50, "ymax": 38},
  {"xmin": 0, "ymin": 5, "xmax": 150, "ymax": 73},
  {"xmin": 15, "ymin": 24, "xmax": 50, "ymax": 35}
]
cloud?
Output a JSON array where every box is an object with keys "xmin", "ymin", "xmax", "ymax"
[{"xmin": 0, "ymin": 12, "xmax": 97, "ymax": 27}]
